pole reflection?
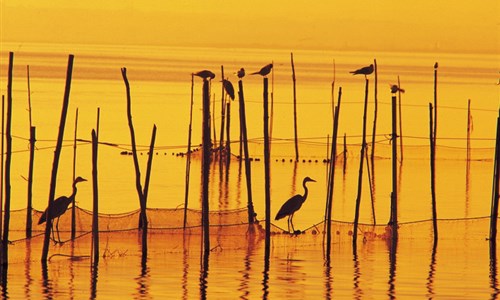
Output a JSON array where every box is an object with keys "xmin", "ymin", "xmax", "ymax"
[
  {"xmin": 90, "ymin": 262, "xmax": 99, "ymax": 299},
  {"xmin": 324, "ymin": 259, "xmax": 333, "ymax": 300},
  {"xmin": 426, "ymin": 241, "xmax": 437, "ymax": 299},
  {"xmin": 41, "ymin": 261, "xmax": 53, "ymax": 299},
  {"xmin": 24, "ymin": 239, "xmax": 33, "ymax": 299},
  {"xmin": 262, "ymin": 235, "xmax": 270, "ymax": 300},
  {"xmin": 387, "ymin": 237, "xmax": 398, "ymax": 300},
  {"xmin": 134, "ymin": 253, "xmax": 150, "ymax": 299},
  {"xmin": 182, "ymin": 234, "xmax": 191, "ymax": 300},
  {"xmin": 199, "ymin": 248, "xmax": 209, "ymax": 300},
  {"xmin": 490, "ymin": 240, "xmax": 499, "ymax": 299},
  {"xmin": 352, "ymin": 252, "xmax": 362, "ymax": 299},
  {"xmin": 239, "ymin": 225, "xmax": 256, "ymax": 300}
]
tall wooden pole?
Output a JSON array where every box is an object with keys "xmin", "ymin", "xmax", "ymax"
[
  {"xmin": 42, "ymin": 54, "xmax": 74, "ymax": 262},
  {"xmin": 370, "ymin": 59, "xmax": 378, "ymax": 163},
  {"xmin": 390, "ymin": 91, "xmax": 398, "ymax": 240},
  {"xmin": 201, "ymin": 78, "xmax": 211, "ymax": 254},
  {"xmin": 219, "ymin": 66, "xmax": 226, "ymax": 156},
  {"xmin": 91, "ymin": 129, "xmax": 99, "ymax": 264},
  {"xmin": 0, "ymin": 96, "xmax": 4, "ymax": 242},
  {"xmin": 352, "ymin": 78, "xmax": 369, "ymax": 250},
  {"xmin": 291, "ymin": 53, "xmax": 299, "ymax": 161},
  {"xmin": 238, "ymin": 79, "xmax": 255, "ymax": 224},
  {"xmin": 429, "ymin": 103, "xmax": 438, "ymax": 243},
  {"xmin": 263, "ymin": 77, "xmax": 271, "ymax": 242},
  {"xmin": 489, "ymin": 110, "xmax": 500, "ymax": 242}
]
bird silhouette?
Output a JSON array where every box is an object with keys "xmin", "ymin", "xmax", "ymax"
[
  {"xmin": 275, "ymin": 176, "xmax": 316, "ymax": 234},
  {"xmin": 350, "ymin": 64, "xmax": 374, "ymax": 76},
  {"xmin": 250, "ymin": 63, "xmax": 273, "ymax": 76},
  {"xmin": 236, "ymin": 68, "xmax": 245, "ymax": 79},
  {"xmin": 39, "ymin": 176, "xmax": 87, "ymax": 243},
  {"xmin": 222, "ymin": 79, "xmax": 235, "ymax": 100},
  {"xmin": 193, "ymin": 70, "xmax": 216, "ymax": 80},
  {"xmin": 390, "ymin": 84, "xmax": 405, "ymax": 94}
]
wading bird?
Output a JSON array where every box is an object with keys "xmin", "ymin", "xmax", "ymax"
[
  {"xmin": 222, "ymin": 79, "xmax": 235, "ymax": 100},
  {"xmin": 350, "ymin": 64, "xmax": 374, "ymax": 76},
  {"xmin": 250, "ymin": 63, "xmax": 273, "ymax": 77},
  {"xmin": 275, "ymin": 176, "xmax": 316, "ymax": 234},
  {"xmin": 194, "ymin": 70, "xmax": 216, "ymax": 80},
  {"xmin": 38, "ymin": 176, "xmax": 87, "ymax": 243}
]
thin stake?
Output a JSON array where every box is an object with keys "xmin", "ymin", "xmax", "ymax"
[
  {"xmin": 91, "ymin": 129, "xmax": 99, "ymax": 264},
  {"xmin": 183, "ymin": 74, "xmax": 195, "ymax": 229},
  {"xmin": 433, "ymin": 63, "xmax": 438, "ymax": 149},
  {"xmin": 201, "ymin": 78, "xmax": 211, "ymax": 254},
  {"xmin": 71, "ymin": 108, "xmax": 79, "ymax": 240},
  {"xmin": 370, "ymin": 59, "xmax": 378, "ymax": 163},
  {"xmin": 467, "ymin": 99, "xmax": 472, "ymax": 162},
  {"xmin": 42, "ymin": 54, "xmax": 74, "ymax": 262},
  {"xmin": 429, "ymin": 103, "xmax": 438, "ymax": 243},
  {"xmin": 291, "ymin": 52, "xmax": 299, "ymax": 161},
  {"xmin": 353, "ymin": 78, "xmax": 369, "ymax": 250},
  {"xmin": 263, "ymin": 77, "xmax": 271, "ymax": 241},
  {"xmin": 2, "ymin": 52, "xmax": 14, "ymax": 267},
  {"xmin": 390, "ymin": 91, "xmax": 398, "ymax": 240},
  {"xmin": 219, "ymin": 66, "xmax": 226, "ymax": 156},
  {"xmin": 238, "ymin": 79, "xmax": 255, "ymax": 224},
  {"xmin": 343, "ymin": 133, "xmax": 347, "ymax": 175},
  {"xmin": 489, "ymin": 110, "xmax": 500, "ymax": 242},
  {"xmin": 0, "ymin": 96, "xmax": 4, "ymax": 242}
]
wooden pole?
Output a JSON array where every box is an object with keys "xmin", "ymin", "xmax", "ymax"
[
  {"xmin": 343, "ymin": 133, "xmax": 347, "ymax": 175},
  {"xmin": 42, "ymin": 54, "xmax": 74, "ymax": 262},
  {"xmin": 390, "ymin": 92, "xmax": 398, "ymax": 240},
  {"xmin": 219, "ymin": 66, "xmax": 226, "ymax": 156},
  {"xmin": 91, "ymin": 129, "xmax": 99, "ymax": 264},
  {"xmin": 121, "ymin": 68, "xmax": 147, "ymax": 230},
  {"xmin": 489, "ymin": 110, "xmax": 500, "ymax": 242},
  {"xmin": 238, "ymin": 79, "xmax": 255, "ymax": 224},
  {"xmin": 263, "ymin": 77, "xmax": 271, "ymax": 242},
  {"xmin": 0, "ymin": 96, "xmax": 4, "ymax": 242},
  {"xmin": 201, "ymin": 78, "xmax": 211, "ymax": 254},
  {"xmin": 225, "ymin": 98, "xmax": 231, "ymax": 162},
  {"xmin": 2, "ymin": 52, "xmax": 14, "ymax": 267},
  {"xmin": 71, "ymin": 108, "xmax": 79, "ymax": 240},
  {"xmin": 142, "ymin": 125, "xmax": 157, "ymax": 218},
  {"xmin": 429, "ymin": 103, "xmax": 438, "ymax": 243},
  {"xmin": 183, "ymin": 74, "xmax": 195, "ymax": 229},
  {"xmin": 352, "ymin": 78, "xmax": 369, "ymax": 250},
  {"xmin": 370, "ymin": 59, "xmax": 378, "ymax": 163},
  {"xmin": 466, "ymin": 99, "xmax": 472, "ymax": 162},
  {"xmin": 291, "ymin": 52, "xmax": 299, "ymax": 161}
]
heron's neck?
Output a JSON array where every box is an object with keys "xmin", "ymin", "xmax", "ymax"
[
  {"xmin": 71, "ymin": 182, "xmax": 78, "ymax": 198},
  {"xmin": 302, "ymin": 181, "xmax": 309, "ymax": 201}
]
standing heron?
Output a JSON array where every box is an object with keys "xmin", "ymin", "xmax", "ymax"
[
  {"xmin": 275, "ymin": 176, "xmax": 316, "ymax": 233},
  {"xmin": 350, "ymin": 64, "xmax": 374, "ymax": 77},
  {"xmin": 38, "ymin": 176, "xmax": 87, "ymax": 243},
  {"xmin": 222, "ymin": 79, "xmax": 235, "ymax": 100}
]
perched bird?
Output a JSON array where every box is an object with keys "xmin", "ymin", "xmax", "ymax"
[
  {"xmin": 236, "ymin": 68, "xmax": 245, "ymax": 79},
  {"xmin": 39, "ymin": 176, "xmax": 87, "ymax": 243},
  {"xmin": 390, "ymin": 84, "xmax": 405, "ymax": 94},
  {"xmin": 275, "ymin": 176, "xmax": 316, "ymax": 234},
  {"xmin": 350, "ymin": 64, "xmax": 374, "ymax": 76},
  {"xmin": 434, "ymin": 62, "xmax": 439, "ymax": 69},
  {"xmin": 222, "ymin": 79, "xmax": 235, "ymax": 100},
  {"xmin": 193, "ymin": 70, "xmax": 216, "ymax": 80},
  {"xmin": 250, "ymin": 63, "xmax": 273, "ymax": 76}
]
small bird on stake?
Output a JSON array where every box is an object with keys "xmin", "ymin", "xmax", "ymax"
[
  {"xmin": 251, "ymin": 63, "xmax": 273, "ymax": 77},
  {"xmin": 222, "ymin": 79, "xmax": 235, "ymax": 100},
  {"xmin": 38, "ymin": 176, "xmax": 87, "ymax": 243},
  {"xmin": 350, "ymin": 64, "xmax": 374, "ymax": 77},
  {"xmin": 275, "ymin": 176, "xmax": 316, "ymax": 234},
  {"xmin": 236, "ymin": 68, "xmax": 245, "ymax": 79},
  {"xmin": 390, "ymin": 84, "xmax": 405, "ymax": 94},
  {"xmin": 193, "ymin": 70, "xmax": 216, "ymax": 81}
]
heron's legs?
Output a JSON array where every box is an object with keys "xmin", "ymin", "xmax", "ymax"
[
  {"xmin": 55, "ymin": 217, "xmax": 61, "ymax": 243},
  {"xmin": 290, "ymin": 214, "xmax": 295, "ymax": 233}
]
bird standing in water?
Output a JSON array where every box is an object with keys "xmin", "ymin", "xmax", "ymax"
[
  {"xmin": 350, "ymin": 64, "xmax": 374, "ymax": 77},
  {"xmin": 275, "ymin": 176, "xmax": 316, "ymax": 234},
  {"xmin": 250, "ymin": 63, "xmax": 273, "ymax": 77},
  {"xmin": 38, "ymin": 176, "xmax": 87, "ymax": 243}
]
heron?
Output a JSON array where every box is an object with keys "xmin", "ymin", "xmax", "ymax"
[
  {"xmin": 275, "ymin": 176, "xmax": 316, "ymax": 233},
  {"xmin": 193, "ymin": 70, "xmax": 216, "ymax": 80},
  {"xmin": 38, "ymin": 176, "xmax": 87, "ymax": 243},
  {"xmin": 222, "ymin": 79, "xmax": 235, "ymax": 100},
  {"xmin": 350, "ymin": 64, "xmax": 374, "ymax": 76},
  {"xmin": 250, "ymin": 63, "xmax": 273, "ymax": 77}
]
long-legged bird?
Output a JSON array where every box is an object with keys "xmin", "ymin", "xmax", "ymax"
[
  {"xmin": 275, "ymin": 176, "xmax": 316, "ymax": 233},
  {"xmin": 38, "ymin": 176, "xmax": 87, "ymax": 243}
]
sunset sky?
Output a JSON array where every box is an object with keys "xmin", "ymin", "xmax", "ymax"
[{"xmin": 1, "ymin": 1, "xmax": 498, "ymax": 54}]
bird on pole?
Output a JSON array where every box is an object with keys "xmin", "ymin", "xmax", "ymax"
[
  {"xmin": 193, "ymin": 70, "xmax": 216, "ymax": 81},
  {"xmin": 236, "ymin": 68, "xmax": 245, "ymax": 79},
  {"xmin": 275, "ymin": 176, "xmax": 316, "ymax": 234},
  {"xmin": 390, "ymin": 84, "xmax": 405, "ymax": 94},
  {"xmin": 350, "ymin": 64, "xmax": 374, "ymax": 77},
  {"xmin": 222, "ymin": 79, "xmax": 235, "ymax": 100},
  {"xmin": 250, "ymin": 63, "xmax": 273, "ymax": 77},
  {"xmin": 38, "ymin": 176, "xmax": 87, "ymax": 243}
]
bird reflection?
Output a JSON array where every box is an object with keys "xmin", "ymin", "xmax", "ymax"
[{"xmin": 275, "ymin": 176, "xmax": 316, "ymax": 234}]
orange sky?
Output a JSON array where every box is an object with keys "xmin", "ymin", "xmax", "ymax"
[{"xmin": 1, "ymin": 0, "xmax": 498, "ymax": 54}]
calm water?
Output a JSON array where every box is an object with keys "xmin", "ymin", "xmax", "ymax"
[{"xmin": 0, "ymin": 44, "xmax": 499, "ymax": 298}]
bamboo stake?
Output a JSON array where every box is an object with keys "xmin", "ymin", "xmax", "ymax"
[
  {"xmin": 390, "ymin": 91, "xmax": 398, "ymax": 240},
  {"xmin": 343, "ymin": 133, "xmax": 347, "ymax": 175},
  {"xmin": 71, "ymin": 108, "xmax": 79, "ymax": 240},
  {"xmin": 0, "ymin": 96, "xmax": 4, "ymax": 242},
  {"xmin": 201, "ymin": 77, "xmax": 211, "ymax": 254},
  {"xmin": 429, "ymin": 103, "xmax": 438, "ymax": 243},
  {"xmin": 291, "ymin": 52, "xmax": 299, "ymax": 161},
  {"xmin": 183, "ymin": 74, "xmax": 195, "ymax": 229},
  {"xmin": 489, "ymin": 110, "xmax": 500, "ymax": 242},
  {"xmin": 219, "ymin": 66, "xmax": 226, "ymax": 156},
  {"xmin": 466, "ymin": 99, "xmax": 472, "ymax": 162},
  {"xmin": 263, "ymin": 77, "xmax": 271, "ymax": 242},
  {"xmin": 370, "ymin": 59, "xmax": 378, "ymax": 163},
  {"xmin": 42, "ymin": 54, "xmax": 74, "ymax": 262},
  {"xmin": 91, "ymin": 129, "xmax": 99, "ymax": 264},
  {"xmin": 25, "ymin": 65, "xmax": 35, "ymax": 238},
  {"xmin": 225, "ymin": 97, "xmax": 231, "ymax": 162},
  {"xmin": 237, "ymin": 79, "xmax": 255, "ymax": 224},
  {"xmin": 2, "ymin": 52, "xmax": 14, "ymax": 267},
  {"xmin": 121, "ymin": 68, "xmax": 147, "ymax": 231},
  {"xmin": 352, "ymin": 78, "xmax": 369, "ymax": 250}
]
